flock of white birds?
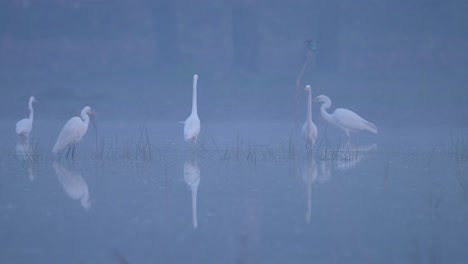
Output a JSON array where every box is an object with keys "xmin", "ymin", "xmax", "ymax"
[{"xmin": 15, "ymin": 74, "xmax": 377, "ymax": 158}]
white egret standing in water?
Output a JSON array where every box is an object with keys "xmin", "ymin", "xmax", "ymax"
[
  {"xmin": 314, "ymin": 95, "xmax": 377, "ymax": 139},
  {"xmin": 302, "ymin": 85, "xmax": 317, "ymax": 148},
  {"xmin": 182, "ymin": 74, "xmax": 200, "ymax": 146},
  {"xmin": 53, "ymin": 106, "xmax": 94, "ymax": 159},
  {"xmin": 16, "ymin": 96, "xmax": 37, "ymax": 139}
]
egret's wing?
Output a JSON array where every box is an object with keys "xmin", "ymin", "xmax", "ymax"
[
  {"xmin": 302, "ymin": 121, "xmax": 307, "ymax": 136},
  {"xmin": 302, "ymin": 121, "xmax": 317, "ymax": 143},
  {"xmin": 184, "ymin": 117, "xmax": 200, "ymax": 138},
  {"xmin": 334, "ymin": 108, "xmax": 377, "ymax": 133},
  {"xmin": 54, "ymin": 117, "xmax": 83, "ymax": 152},
  {"xmin": 16, "ymin": 118, "xmax": 30, "ymax": 134}
]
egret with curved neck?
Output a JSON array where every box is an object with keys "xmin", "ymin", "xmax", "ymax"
[
  {"xmin": 314, "ymin": 95, "xmax": 377, "ymax": 139},
  {"xmin": 183, "ymin": 74, "xmax": 201, "ymax": 146},
  {"xmin": 53, "ymin": 106, "xmax": 94, "ymax": 159},
  {"xmin": 302, "ymin": 85, "xmax": 317, "ymax": 147},
  {"xmin": 16, "ymin": 96, "xmax": 37, "ymax": 139}
]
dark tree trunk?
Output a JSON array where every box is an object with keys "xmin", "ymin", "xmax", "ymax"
[
  {"xmin": 316, "ymin": 0, "xmax": 341, "ymax": 71},
  {"xmin": 152, "ymin": 0, "xmax": 180, "ymax": 67},
  {"xmin": 231, "ymin": 0, "xmax": 259, "ymax": 72}
]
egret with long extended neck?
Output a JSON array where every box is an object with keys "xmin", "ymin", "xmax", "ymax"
[
  {"xmin": 182, "ymin": 74, "xmax": 201, "ymax": 145},
  {"xmin": 302, "ymin": 85, "xmax": 317, "ymax": 148}
]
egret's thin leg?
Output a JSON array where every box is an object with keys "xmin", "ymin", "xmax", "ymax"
[{"xmin": 72, "ymin": 144, "xmax": 76, "ymax": 159}]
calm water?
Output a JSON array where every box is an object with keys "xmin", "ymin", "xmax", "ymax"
[{"xmin": 0, "ymin": 120, "xmax": 467, "ymax": 264}]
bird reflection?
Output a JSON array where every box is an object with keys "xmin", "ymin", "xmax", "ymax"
[
  {"xmin": 332, "ymin": 142, "xmax": 377, "ymax": 171},
  {"xmin": 184, "ymin": 159, "xmax": 200, "ymax": 229},
  {"xmin": 15, "ymin": 140, "xmax": 35, "ymax": 181},
  {"xmin": 300, "ymin": 143, "xmax": 376, "ymax": 223},
  {"xmin": 52, "ymin": 161, "xmax": 91, "ymax": 210},
  {"xmin": 318, "ymin": 160, "xmax": 332, "ymax": 183},
  {"xmin": 302, "ymin": 157, "xmax": 318, "ymax": 223}
]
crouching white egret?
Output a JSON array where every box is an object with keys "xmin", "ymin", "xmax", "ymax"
[
  {"xmin": 182, "ymin": 74, "xmax": 201, "ymax": 145},
  {"xmin": 302, "ymin": 85, "xmax": 317, "ymax": 147},
  {"xmin": 53, "ymin": 106, "xmax": 94, "ymax": 159},
  {"xmin": 16, "ymin": 96, "xmax": 37, "ymax": 139},
  {"xmin": 314, "ymin": 95, "xmax": 377, "ymax": 139}
]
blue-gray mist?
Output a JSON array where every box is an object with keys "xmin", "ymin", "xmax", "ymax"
[{"xmin": 1, "ymin": 1, "xmax": 467, "ymax": 263}]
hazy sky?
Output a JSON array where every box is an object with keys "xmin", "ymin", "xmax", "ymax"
[{"xmin": 1, "ymin": 0, "xmax": 467, "ymax": 126}]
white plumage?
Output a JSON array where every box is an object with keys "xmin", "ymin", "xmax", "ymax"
[
  {"xmin": 53, "ymin": 106, "xmax": 94, "ymax": 158},
  {"xmin": 302, "ymin": 85, "xmax": 318, "ymax": 146},
  {"xmin": 16, "ymin": 96, "xmax": 37, "ymax": 138},
  {"xmin": 314, "ymin": 95, "xmax": 377, "ymax": 139},
  {"xmin": 183, "ymin": 74, "xmax": 201, "ymax": 145}
]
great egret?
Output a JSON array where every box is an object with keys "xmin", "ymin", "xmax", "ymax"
[
  {"xmin": 53, "ymin": 161, "xmax": 91, "ymax": 210},
  {"xmin": 16, "ymin": 96, "xmax": 37, "ymax": 139},
  {"xmin": 302, "ymin": 85, "xmax": 317, "ymax": 147},
  {"xmin": 182, "ymin": 74, "xmax": 201, "ymax": 145},
  {"xmin": 184, "ymin": 159, "xmax": 200, "ymax": 229},
  {"xmin": 53, "ymin": 106, "xmax": 94, "ymax": 158},
  {"xmin": 314, "ymin": 95, "xmax": 377, "ymax": 139}
]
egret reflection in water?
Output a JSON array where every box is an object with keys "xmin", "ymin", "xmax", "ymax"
[
  {"xmin": 302, "ymin": 157, "xmax": 318, "ymax": 223},
  {"xmin": 15, "ymin": 140, "xmax": 35, "ymax": 181},
  {"xmin": 184, "ymin": 158, "xmax": 200, "ymax": 229},
  {"xmin": 52, "ymin": 161, "xmax": 91, "ymax": 210},
  {"xmin": 331, "ymin": 142, "xmax": 378, "ymax": 171}
]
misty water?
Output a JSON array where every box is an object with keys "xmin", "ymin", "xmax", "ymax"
[{"xmin": 1, "ymin": 119, "xmax": 467, "ymax": 264}]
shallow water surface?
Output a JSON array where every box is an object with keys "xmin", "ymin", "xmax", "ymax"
[{"xmin": 0, "ymin": 121, "xmax": 467, "ymax": 263}]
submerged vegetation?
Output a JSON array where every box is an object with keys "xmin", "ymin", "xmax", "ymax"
[
  {"xmin": 449, "ymin": 136, "xmax": 468, "ymax": 162},
  {"xmin": 93, "ymin": 127, "xmax": 155, "ymax": 162},
  {"xmin": 2, "ymin": 127, "xmax": 379, "ymax": 167},
  {"xmin": 6, "ymin": 125, "xmax": 467, "ymax": 171}
]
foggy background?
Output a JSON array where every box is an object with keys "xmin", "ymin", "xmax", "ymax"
[{"xmin": 1, "ymin": 0, "xmax": 467, "ymax": 127}]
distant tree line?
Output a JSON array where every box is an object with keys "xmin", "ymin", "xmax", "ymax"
[{"xmin": 0, "ymin": 0, "xmax": 466, "ymax": 74}]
